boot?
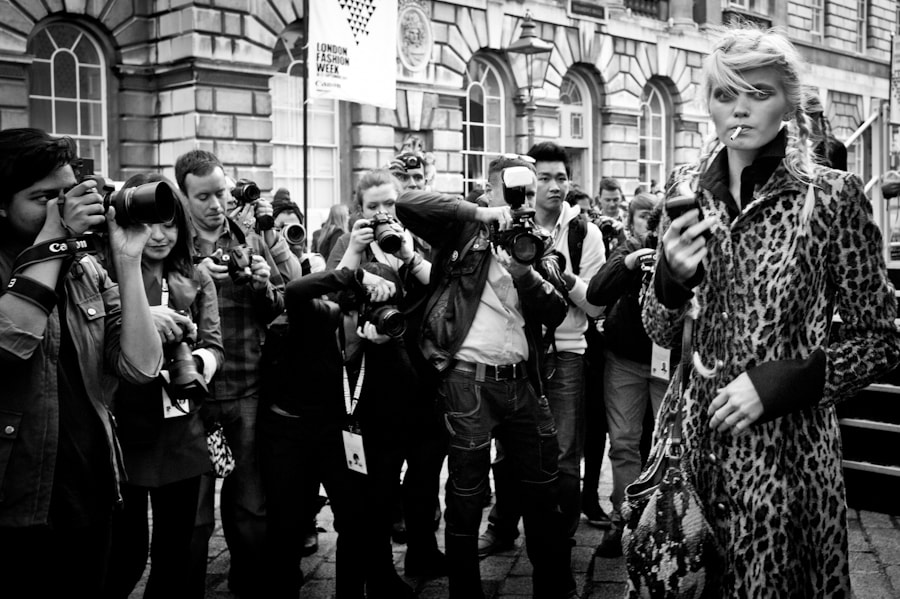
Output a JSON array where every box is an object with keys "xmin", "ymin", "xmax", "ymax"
[{"xmin": 445, "ymin": 534, "xmax": 485, "ymax": 599}]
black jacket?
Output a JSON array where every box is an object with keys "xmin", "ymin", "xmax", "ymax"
[{"xmin": 396, "ymin": 191, "xmax": 567, "ymax": 390}]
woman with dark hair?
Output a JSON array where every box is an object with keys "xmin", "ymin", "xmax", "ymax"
[
  {"xmin": 104, "ymin": 173, "xmax": 223, "ymax": 599},
  {"xmin": 313, "ymin": 203, "xmax": 350, "ymax": 261}
]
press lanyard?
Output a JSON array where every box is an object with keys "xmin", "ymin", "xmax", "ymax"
[
  {"xmin": 342, "ymin": 354, "xmax": 366, "ymax": 416},
  {"xmin": 159, "ymin": 277, "xmax": 169, "ymax": 307}
]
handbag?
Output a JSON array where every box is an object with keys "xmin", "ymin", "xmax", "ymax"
[
  {"xmin": 621, "ymin": 314, "xmax": 724, "ymax": 598},
  {"xmin": 206, "ymin": 424, "xmax": 235, "ymax": 478}
]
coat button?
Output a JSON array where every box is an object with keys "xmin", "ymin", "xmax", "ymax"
[
  {"xmin": 4, "ymin": 425, "xmax": 14, "ymax": 435},
  {"xmin": 708, "ymin": 452, "xmax": 718, "ymax": 463},
  {"xmin": 87, "ymin": 308, "xmax": 97, "ymax": 316},
  {"xmin": 716, "ymin": 502, "xmax": 727, "ymax": 513},
  {"xmin": 720, "ymin": 311, "xmax": 728, "ymax": 321}
]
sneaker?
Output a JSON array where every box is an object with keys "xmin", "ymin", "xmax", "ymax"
[
  {"xmin": 582, "ymin": 499, "xmax": 612, "ymax": 529},
  {"xmin": 595, "ymin": 528, "xmax": 623, "ymax": 558},
  {"xmin": 404, "ymin": 548, "xmax": 447, "ymax": 579},
  {"xmin": 477, "ymin": 527, "xmax": 516, "ymax": 559}
]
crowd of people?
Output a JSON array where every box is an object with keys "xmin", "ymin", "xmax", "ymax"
[{"xmin": 1, "ymin": 23, "xmax": 898, "ymax": 599}]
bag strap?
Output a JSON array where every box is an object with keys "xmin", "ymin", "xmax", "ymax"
[{"xmin": 666, "ymin": 314, "xmax": 694, "ymax": 457}]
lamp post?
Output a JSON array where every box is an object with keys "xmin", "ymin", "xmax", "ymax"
[{"xmin": 506, "ymin": 11, "xmax": 553, "ymax": 150}]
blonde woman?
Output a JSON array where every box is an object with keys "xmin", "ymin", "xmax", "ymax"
[{"xmin": 642, "ymin": 25, "xmax": 900, "ymax": 596}]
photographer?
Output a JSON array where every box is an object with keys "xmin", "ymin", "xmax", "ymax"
[
  {"xmin": 585, "ymin": 192, "xmax": 664, "ymax": 557},
  {"xmin": 175, "ymin": 150, "xmax": 286, "ymax": 598},
  {"xmin": 396, "ymin": 163, "xmax": 576, "ymax": 599},
  {"xmin": 0, "ymin": 128, "xmax": 163, "ymax": 596},
  {"xmin": 330, "ymin": 169, "xmax": 445, "ymax": 580},
  {"xmin": 258, "ymin": 265, "xmax": 411, "ymax": 598},
  {"xmin": 104, "ymin": 174, "xmax": 223, "ymax": 598},
  {"xmin": 481, "ymin": 143, "xmax": 606, "ymax": 556}
]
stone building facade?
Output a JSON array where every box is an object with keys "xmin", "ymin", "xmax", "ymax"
[{"xmin": 0, "ymin": 0, "xmax": 895, "ymax": 230}]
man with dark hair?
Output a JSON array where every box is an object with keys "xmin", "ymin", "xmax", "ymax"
[
  {"xmin": 388, "ymin": 151, "xmax": 427, "ymax": 191},
  {"xmin": 176, "ymin": 149, "xmax": 294, "ymax": 598},
  {"xmin": 480, "ymin": 141, "xmax": 606, "ymax": 555},
  {"xmin": 0, "ymin": 128, "xmax": 163, "ymax": 596},
  {"xmin": 396, "ymin": 165, "xmax": 577, "ymax": 599},
  {"xmin": 597, "ymin": 176, "xmax": 626, "ymax": 221}
]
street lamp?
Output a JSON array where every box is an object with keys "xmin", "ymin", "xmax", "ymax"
[{"xmin": 506, "ymin": 11, "xmax": 553, "ymax": 149}]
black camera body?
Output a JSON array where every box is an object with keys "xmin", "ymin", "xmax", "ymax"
[
  {"xmin": 164, "ymin": 315, "xmax": 208, "ymax": 401},
  {"xmin": 492, "ymin": 208, "xmax": 549, "ymax": 265},
  {"xmin": 359, "ymin": 301, "xmax": 406, "ymax": 339},
  {"xmin": 367, "ymin": 212, "xmax": 404, "ymax": 254},
  {"xmin": 213, "ymin": 245, "xmax": 255, "ymax": 285},
  {"xmin": 231, "ymin": 179, "xmax": 274, "ymax": 231},
  {"xmin": 73, "ymin": 158, "xmax": 176, "ymax": 228}
]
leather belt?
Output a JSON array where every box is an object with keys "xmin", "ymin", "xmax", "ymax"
[{"xmin": 452, "ymin": 360, "xmax": 527, "ymax": 382}]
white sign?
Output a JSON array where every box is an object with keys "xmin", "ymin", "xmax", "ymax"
[{"xmin": 309, "ymin": 0, "xmax": 398, "ymax": 109}]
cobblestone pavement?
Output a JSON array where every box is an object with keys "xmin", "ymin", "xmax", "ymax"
[{"xmin": 130, "ymin": 455, "xmax": 900, "ymax": 599}]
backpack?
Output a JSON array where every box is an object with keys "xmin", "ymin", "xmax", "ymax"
[{"xmin": 567, "ymin": 213, "xmax": 589, "ymax": 276}]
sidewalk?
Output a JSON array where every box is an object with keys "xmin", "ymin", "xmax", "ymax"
[{"xmin": 131, "ymin": 455, "xmax": 900, "ymax": 599}]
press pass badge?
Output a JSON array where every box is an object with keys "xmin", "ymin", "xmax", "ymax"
[
  {"xmin": 650, "ymin": 343, "xmax": 671, "ymax": 381},
  {"xmin": 160, "ymin": 371, "xmax": 190, "ymax": 418},
  {"xmin": 342, "ymin": 429, "xmax": 368, "ymax": 475}
]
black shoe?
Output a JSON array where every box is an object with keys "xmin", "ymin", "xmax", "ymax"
[
  {"xmin": 582, "ymin": 499, "xmax": 612, "ymax": 529},
  {"xmin": 404, "ymin": 548, "xmax": 447, "ymax": 579},
  {"xmin": 391, "ymin": 518, "xmax": 408, "ymax": 544},
  {"xmin": 366, "ymin": 572, "xmax": 416, "ymax": 599},
  {"xmin": 477, "ymin": 527, "xmax": 516, "ymax": 559},
  {"xmin": 595, "ymin": 528, "xmax": 623, "ymax": 558}
]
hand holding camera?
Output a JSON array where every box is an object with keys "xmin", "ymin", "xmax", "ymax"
[
  {"xmin": 248, "ymin": 254, "xmax": 271, "ymax": 291},
  {"xmin": 360, "ymin": 269, "xmax": 396, "ymax": 304},
  {"xmin": 492, "ymin": 245, "xmax": 531, "ymax": 279},
  {"xmin": 150, "ymin": 305, "xmax": 197, "ymax": 345},
  {"xmin": 198, "ymin": 249, "xmax": 230, "ymax": 284},
  {"xmin": 349, "ymin": 218, "xmax": 376, "ymax": 253}
]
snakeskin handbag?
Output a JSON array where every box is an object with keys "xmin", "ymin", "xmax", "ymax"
[
  {"xmin": 621, "ymin": 316, "xmax": 724, "ymax": 598},
  {"xmin": 206, "ymin": 424, "xmax": 235, "ymax": 478}
]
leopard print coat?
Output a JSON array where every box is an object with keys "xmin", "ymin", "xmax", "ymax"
[{"xmin": 642, "ymin": 159, "xmax": 900, "ymax": 598}]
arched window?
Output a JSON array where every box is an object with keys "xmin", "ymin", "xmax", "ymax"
[
  {"xmin": 638, "ymin": 83, "xmax": 668, "ymax": 192},
  {"xmin": 461, "ymin": 58, "xmax": 504, "ymax": 193},
  {"xmin": 28, "ymin": 23, "xmax": 108, "ymax": 174},
  {"xmin": 270, "ymin": 24, "xmax": 341, "ymax": 232},
  {"xmin": 559, "ymin": 71, "xmax": 593, "ymax": 191}
]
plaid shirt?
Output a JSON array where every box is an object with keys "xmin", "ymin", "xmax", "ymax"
[{"xmin": 191, "ymin": 219, "xmax": 285, "ymax": 401}]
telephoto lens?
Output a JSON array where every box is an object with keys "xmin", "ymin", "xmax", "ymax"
[
  {"xmin": 282, "ymin": 223, "xmax": 306, "ymax": 245},
  {"xmin": 110, "ymin": 181, "xmax": 177, "ymax": 227},
  {"xmin": 166, "ymin": 341, "xmax": 208, "ymax": 400},
  {"xmin": 369, "ymin": 212, "xmax": 403, "ymax": 254}
]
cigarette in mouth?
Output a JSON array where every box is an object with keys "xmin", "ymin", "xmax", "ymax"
[{"xmin": 730, "ymin": 126, "xmax": 743, "ymax": 141}]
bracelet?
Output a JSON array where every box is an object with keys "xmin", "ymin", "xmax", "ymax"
[{"xmin": 5, "ymin": 275, "xmax": 58, "ymax": 314}]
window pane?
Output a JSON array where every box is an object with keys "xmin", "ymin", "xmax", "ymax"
[
  {"xmin": 31, "ymin": 29, "xmax": 55, "ymax": 57},
  {"xmin": 312, "ymin": 179, "xmax": 335, "ymax": 206},
  {"xmin": 469, "ymin": 85, "xmax": 483, "ymax": 108},
  {"xmin": 484, "ymin": 72, "xmax": 501, "ymax": 97},
  {"xmin": 311, "ymin": 112, "xmax": 335, "ymax": 143},
  {"xmin": 469, "ymin": 125, "xmax": 484, "ymax": 151},
  {"xmin": 55, "ymin": 100, "xmax": 78, "ymax": 134},
  {"xmin": 652, "ymin": 116, "xmax": 662, "ymax": 139},
  {"xmin": 77, "ymin": 139, "xmax": 103, "ymax": 164},
  {"xmin": 31, "ymin": 61, "xmax": 51, "ymax": 96},
  {"xmin": 48, "ymin": 24, "xmax": 79, "ymax": 50},
  {"xmin": 80, "ymin": 102, "xmax": 102, "ymax": 136},
  {"xmin": 485, "ymin": 98, "xmax": 501, "ymax": 124},
  {"xmin": 29, "ymin": 98, "xmax": 52, "ymax": 129},
  {"xmin": 311, "ymin": 147, "xmax": 336, "ymax": 177},
  {"xmin": 74, "ymin": 36, "xmax": 98, "ymax": 64},
  {"xmin": 485, "ymin": 126, "xmax": 502, "ymax": 152},
  {"xmin": 572, "ymin": 113, "xmax": 583, "ymax": 139},
  {"xmin": 54, "ymin": 52, "xmax": 77, "ymax": 99},
  {"xmin": 80, "ymin": 66, "xmax": 102, "ymax": 99}
]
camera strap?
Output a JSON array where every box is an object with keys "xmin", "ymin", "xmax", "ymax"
[
  {"xmin": 12, "ymin": 235, "xmax": 100, "ymax": 276},
  {"xmin": 342, "ymin": 354, "xmax": 366, "ymax": 417}
]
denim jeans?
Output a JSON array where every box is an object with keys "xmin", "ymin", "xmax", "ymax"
[
  {"xmin": 440, "ymin": 366, "xmax": 574, "ymax": 599},
  {"xmin": 603, "ymin": 350, "xmax": 666, "ymax": 520},
  {"xmin": 490, "ymin": 352, "xmax": 585, "ymax": 538},
  {"xmin": 191, "ymin": 397, "xmax": 266, "ymax": 595}
]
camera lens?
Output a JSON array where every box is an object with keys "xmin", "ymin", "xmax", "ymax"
[
  {"xmin": 371, "ymin": 305, "xmax": 406, "ymax": 338},
  {"xmin": 510, "ymin": 233, "xmax": 540, "ymax": 264},
  {"xmin": 112, "ymin": 181, "xmax": 177, "ymax": 227},
  {"xmin": 376, "ymin": 229, "xmax": 403, "ymax": 254},
  {"xmin": 282, "ymin": 223, "xmax": 306, "ymax": 245}
]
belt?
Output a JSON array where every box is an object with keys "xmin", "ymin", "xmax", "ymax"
[{"xmin": 452, "ymin": 360, "xmax": 528, "ymax": 382}]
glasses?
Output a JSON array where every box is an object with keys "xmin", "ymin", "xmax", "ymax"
[{"xmin": 499, "ymin": 153, "xmax": 536, "ymax": 164}]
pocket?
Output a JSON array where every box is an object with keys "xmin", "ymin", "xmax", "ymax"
[
  {"xmin": 441, "ymin": 382, "xmax": 490, "ymax": 450},
  {"xmin": 0, "ymin": 410, "xmax": 23, "ymax": 494},
  {"xmin": 75, "ymin": 293, "xmax": 107, "ymax": 343}
]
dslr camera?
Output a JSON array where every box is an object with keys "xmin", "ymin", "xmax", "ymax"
[
  {"xmin": 281, "ymin": 223, "xmax": 306, "ymax": 246},
  {"xmin": 231, "ymin": 179, "xmax": 274, "ymax": 231},
  {"xmin": 359, "ymin": 300, "xmax": 406, "ymax": 339},
  {"xmin": 73, "ymin": 158, "xmax": 176, "ymax": 228},
  {"xmin": 491, "ymin": 166, "xmax": 549, "ymax": 265},
  {"xmin": 165, "ymin": 316, "xmax": 208, "ymax": 401},
  {"xmin": 212, "ymin": 245, "xmax": 255, "ymax": 285},
  {"xmin": 366, "ymin": 212, "xmax": 404, "ymax": 254}
]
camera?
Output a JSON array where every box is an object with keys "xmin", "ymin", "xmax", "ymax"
[
  {"xmin": 73, "ymin": 158, "xmax": 176, "ymax": 228},
  {"xmin": 638, "ymin": 252, "xmax": 656, "ymax": 273},
  {"xmin": 231, "ymin": 179, "xmax": 274, "ymax": 231},
  {"xmin": 281, "ymin": 222, "xmax": 306, "ymax": 246},
  {"xmin": 166, "ymin": 343, "xmax": 208, "ymax": 402},
  {"xmin": 537, "ymin": 250, "xmax": 568, "ymax": 292},
  {"xmin": 359, "ymin": 301, "xmax": 406, "ymax": 339},
  {"xmin": 367, "ymin": 212, "xmax": 404, "ymax": 254},
  {"xmin": 212, "ymin": 245, "xmax": 255, "ymax": 285},
  {"xmin": 491, "ymin": 166, "xmax": 549, "ymax": 265}
]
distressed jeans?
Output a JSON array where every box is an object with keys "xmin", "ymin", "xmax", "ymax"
[{"xmin": 440, "ymin": 366, "xmax": 575, "ymax": 599}]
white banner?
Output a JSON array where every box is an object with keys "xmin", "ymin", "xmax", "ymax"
[
  {"xmin": 892, "ymin": 35, "xmax": 900, "ymax": 125},
  {"xmin": 309, "ymin": 0, "xmax": 398, "ymax": 109}
]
